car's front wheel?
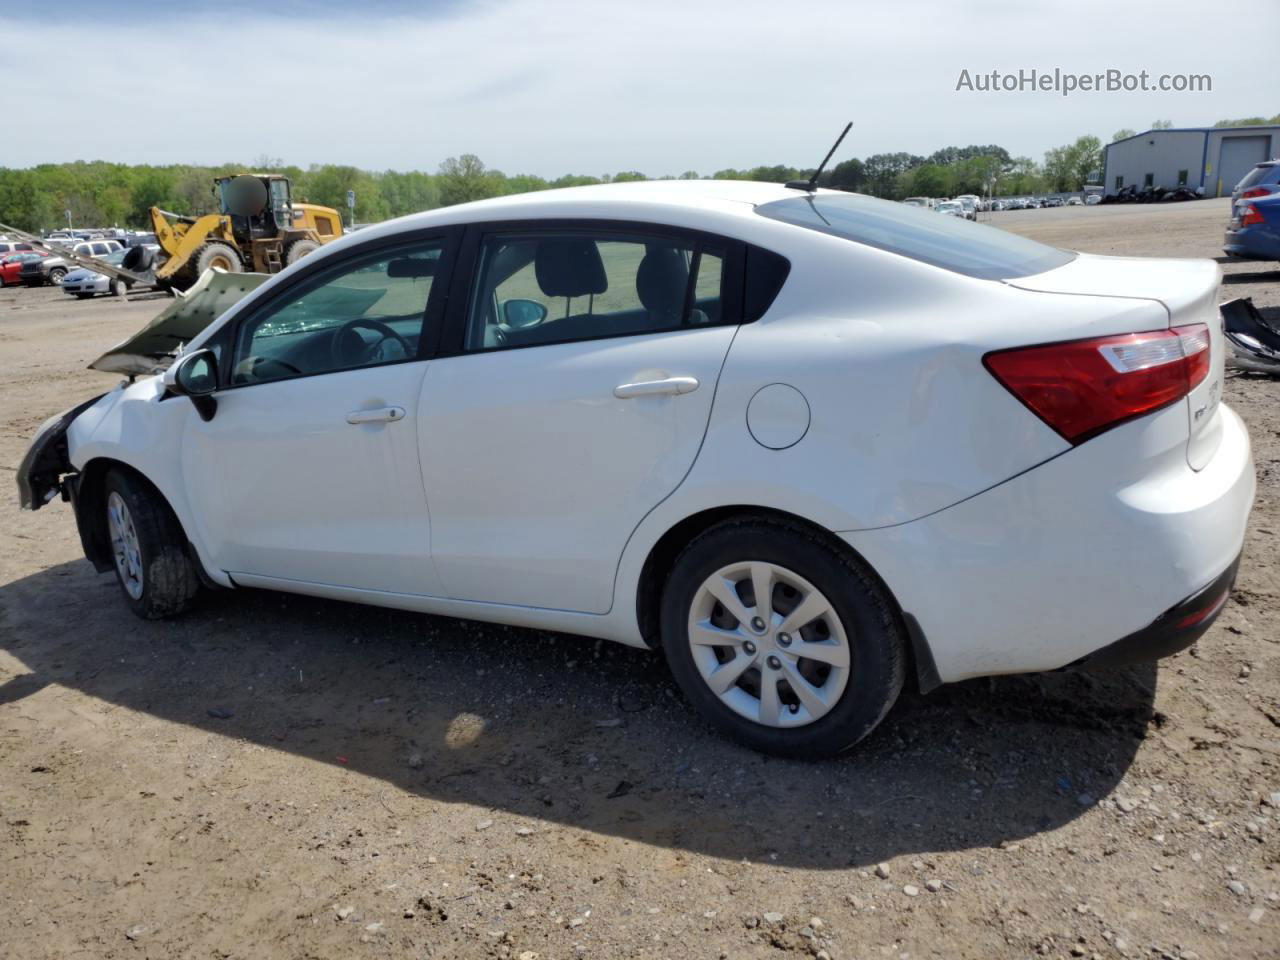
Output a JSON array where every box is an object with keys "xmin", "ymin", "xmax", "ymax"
[
  {"xmin": 48, "ymin": 267, "xmax": 67, "ymax": 285},
  {"xmin": 661, "ymin": 519, "xmax": 906, "ymax": 757},
  {"xmin": 103, "ymin": 469, "xmax": 200, "ymax": 619}
]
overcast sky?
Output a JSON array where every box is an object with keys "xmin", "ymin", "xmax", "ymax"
[{"xmin": 0, "ymin": 0, "xmax": 1270, "ymax": 176}]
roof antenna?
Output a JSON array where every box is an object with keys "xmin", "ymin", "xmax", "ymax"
[{"xmin": 785, "ymin": 122, "xmax": 853, "ymax": 192}]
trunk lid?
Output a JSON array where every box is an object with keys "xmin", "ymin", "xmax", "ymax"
[{"xmin": 1010, "ymin": 253, "xmax": 1224, "ymax": 470}]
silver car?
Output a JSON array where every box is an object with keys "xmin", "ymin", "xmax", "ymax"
[{"xmin": 60, "ymin": 249, "xmax": 130, "ymax": 299}]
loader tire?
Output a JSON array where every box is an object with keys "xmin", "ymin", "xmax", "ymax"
[
  {"xmin": 285, "ymin": 239, "xmax": 320, "ymax": 265},
  {"xmin": 192, "ymin": 242, "xmax": 243, "ymax": 275}
]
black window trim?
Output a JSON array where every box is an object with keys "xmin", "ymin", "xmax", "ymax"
[
  {"xmin": 437, "ymin": 218, "xmax": 749, "ymax": 359},
  {"xmin": 211, "ymin": 225, "xmax": 462, "ymax": 391}
]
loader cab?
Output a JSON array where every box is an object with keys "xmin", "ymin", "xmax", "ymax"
[{"xmin": 215, "ymin": 174, "xmax": 293, "ymax": 240}]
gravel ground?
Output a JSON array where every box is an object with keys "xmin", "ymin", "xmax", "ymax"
[{"xmin": 1, "ymin": 198, "xmax": 1277, "ymax": 960}]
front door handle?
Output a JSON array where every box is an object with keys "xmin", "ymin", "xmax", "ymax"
[
  {"xmin": 613, "ymin": 376, "xmax": 699, "ymax": 399},
  {"xmin": 345, "ymin": 406, "xmax": 405, "ymax": 425}
]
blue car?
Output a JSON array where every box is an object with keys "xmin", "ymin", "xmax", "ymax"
[{"xmin": 1224, "ymin": 192, "xmax": 1280, "ymax": 260}]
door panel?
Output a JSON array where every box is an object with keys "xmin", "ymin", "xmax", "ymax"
[
  {"xmin": 183, "ymin": 363, "xmax": 440, "ymax": 595},
  {"xmin": 418, "ymin": 326, "xmax": 736, "ymax": 613}
]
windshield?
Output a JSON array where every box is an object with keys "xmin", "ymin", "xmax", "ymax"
[{"xmin": 756, "ymin": 192, "xmax": 1075, "ymax": 280}]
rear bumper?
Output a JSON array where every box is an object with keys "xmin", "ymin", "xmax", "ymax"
[
  {"xmin": 842, "ymin": 402, "xmax": 1255, "ymax": 683},
  {"xmin": 1081, "ymin": 554, "xmax": 1239, "ymax": 668},
  {"xmin": 1224, "ymin": 226, "xmax": 1280, "ymax": 259}
]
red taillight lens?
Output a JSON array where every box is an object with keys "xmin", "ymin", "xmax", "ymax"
[
  {"xmin": 1240, "ymin": 187, "xmax": 1269, "ymax": 199},
  {"xmin": 984, "ymin": 324, "xmax": 1210, "ymax": 444},
  {"xmin": 1241, "ymin": 204, "xmax": 1265, "ymax": 226}
]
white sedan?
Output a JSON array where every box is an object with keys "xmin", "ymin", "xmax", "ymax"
[{"xmin": 18, "ymin": 181, "xmax": 1254, "ymax": 756}]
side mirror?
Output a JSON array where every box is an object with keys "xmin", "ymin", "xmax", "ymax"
[
  {"xmin": 163, "ymin": 348, "xmax": 219, "ymax": 421},
  {"xmin": 502, "ymin": 298, "xmax": 548, "ymax": 329}
]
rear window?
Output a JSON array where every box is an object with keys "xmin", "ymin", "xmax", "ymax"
[
  {"xmin": 1237, "ymin": 163, "xmax": 1279, "ymax": 190},
  {"xmin": 756, "ymin": 192, "xmax": 1075, "ymax": 281}
]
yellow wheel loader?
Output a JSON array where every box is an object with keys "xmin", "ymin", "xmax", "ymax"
[{"xmin": 149, "ymin": 174, "xmax": 342, "ymax": 288}]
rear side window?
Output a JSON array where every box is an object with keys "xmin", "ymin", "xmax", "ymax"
[
  {"xmin": 464, "ymin": 232, "xmax": 726, "ymax": 352},
  {"xmin": 756, "ymin": 193, "xmax": 1075, "ymax": 280},
  {"xmin": 744, "ymin": 245, "xmax": 790, "ymax": 321}
]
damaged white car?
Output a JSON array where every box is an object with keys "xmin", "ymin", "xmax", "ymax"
[{"xmin": 18, "ymin": 181, "xmax": 1255, "ymax": 756}]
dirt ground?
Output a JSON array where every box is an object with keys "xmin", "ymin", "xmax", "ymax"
[{"xmin": 1, "ymin": 198, "xmax": 1277, "ymax": 960}]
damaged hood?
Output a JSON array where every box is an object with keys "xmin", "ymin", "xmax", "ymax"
[{"xmin": 89, "ymin": 270, "xmax": 269, "ymax": 376}]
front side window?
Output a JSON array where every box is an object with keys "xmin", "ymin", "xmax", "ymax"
[
  {"xmin": 231, "ymin": 240, "xmax": 443, "ymax": 385},
  {"xmin": 464, "ymin": 232, "xmax": 725, "ymax": 352}
]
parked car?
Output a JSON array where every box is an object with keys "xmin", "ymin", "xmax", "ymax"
[
  {"xmin": 1231, "ymin": 161, "xmax": 1280, "ymax": 218},
  {"xmin": 0, "ymin": 240, "xmax": 38, "ymax": 256},
  {"xmin": 1042, "ymin": 197, "xmax": 1064, "ymax": 208},
  {"xmin": 1224, "ymin": 193, "xmax": 1280, "ymax": 261},
  {"xmin": 902, "ymin": 197, "xmax": 931, "ymax": 209},
  {"xmin": 1085, "ymin": 193, "xmax": 1102, "ymax": 206},
  {"xmin": 0, "ymin": 251, "xmax": 46, "ymax": 286},
  {"xmin": 61, "ymin": 249, "xmax": 131, "ymax": 299},
  {"xmin": 954, "ymin": 195, "xmax": 979, "ymax": 220},
  {"xmin": 934, "ymin": 200, "xmax": 964, "ymax": 217},
  {"xmin": 1067, "ymin": 196, "xmax": 1083, "ymax": 206},
  {"xmin": 20, "ymin": 238, "xmax": 123, "ymax": 286},
  {"xmin": 17, "ymin": 181, "xmax": 1253, "ymax": 757}
]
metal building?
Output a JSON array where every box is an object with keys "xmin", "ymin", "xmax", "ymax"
[{"xmin": 1102, "ymin": 126, "xmax": 1279, "ymax": 197}]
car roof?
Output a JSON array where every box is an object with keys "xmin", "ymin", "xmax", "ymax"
[{"xmin": 351, "ymin": 179, "xmax": 808, "ymax": 238}]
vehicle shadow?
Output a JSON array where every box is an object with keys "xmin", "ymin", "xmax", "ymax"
[{"xmin": 0, "ymin": 559, "xmax": 1157, "ymax": 869}]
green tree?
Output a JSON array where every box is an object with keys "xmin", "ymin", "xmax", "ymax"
[
  {"xmin": 1151, "ymin": 119, "xmax": 1174, "ymax": 130},
  {"xmin": 1111, "ymin": 128, "xmax": 1136, "ymax": 142},
  {"xmin": 437, "ymin": 155, "xmax": 507, "ymax": 206}
]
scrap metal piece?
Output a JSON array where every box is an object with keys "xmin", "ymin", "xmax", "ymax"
[
  {"xmin": 1222, "ymin": 297, "xmax": 1280, "ymax": 375},
  {"xmin": 88, "ymin": 268, "xmax": 269, "ymax": 376}
]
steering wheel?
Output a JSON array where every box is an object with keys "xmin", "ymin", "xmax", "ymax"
[{"xmin": 331, "ymin": 318, "xmax": 413, "ymax": 367}]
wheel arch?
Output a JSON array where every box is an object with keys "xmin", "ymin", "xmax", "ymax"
[
  {"xmin": 73, "ymin": 457, "xmax": 224, "ymax": 590},
  {"xmin": 633, "ymin": 504, "xmax": 940, "ymax": 693}
]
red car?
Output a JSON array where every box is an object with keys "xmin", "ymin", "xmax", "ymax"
[{"xmin": 0, "ymin": 252, "xmax": 47, "ymax": 286}]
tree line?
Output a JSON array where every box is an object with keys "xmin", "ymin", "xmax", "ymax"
[{"xmin": 1, "ymin": 113, "xmax": 1272, "ymax": 232}]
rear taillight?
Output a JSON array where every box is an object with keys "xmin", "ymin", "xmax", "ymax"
[
  {"xmin": 984, "ymin": 324, "xmax": 1210, "ymax": 444},
  {"xmin": 1240, "ymin": 187, "xmax": 1270, "ymax": 199},
  {"xmin": 1241, "ymin": 204, "xmax": 1265, "ymax": 226}
]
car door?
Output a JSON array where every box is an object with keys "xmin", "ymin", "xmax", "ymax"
[
  {"xmin": 417, "ymin": 222, "xmax": 743, "ymax": 614},
  {"xmin": 180, "ymin": 232, "xmax": 455, "ymax": 596}
]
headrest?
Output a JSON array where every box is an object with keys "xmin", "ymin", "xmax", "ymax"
[
  {"xmin": 636, "ymin": 246, "xmax": 689, "ymax": 321},
  {"xmin": 534, "ymin": 239, "xmax": 607, "ymax": 298}
]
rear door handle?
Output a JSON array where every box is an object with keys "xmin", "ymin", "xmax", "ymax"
[
  {"xmin": 345, "ymin": 406, "xmax": 405, "ymax": 425},
  {"xmin": 613, "ymin": 376, "xmax": 699, "ymax": 399}
]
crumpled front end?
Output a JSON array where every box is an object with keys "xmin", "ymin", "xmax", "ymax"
[{"xmin": 16, "ymin": 394, "xmax": 106, "ymax": 510}]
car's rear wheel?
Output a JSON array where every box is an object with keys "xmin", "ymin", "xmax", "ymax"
[
  {"xmin": 660, "ymin": 518, "xmax": 906, "ymax": 757},
  {"xmin": 48, "ymin": 267, "xmax": 67, "ymax": 285},
  {"xmin": 103, "ymin": 469, "xmax": 200, "ymax": 619}
]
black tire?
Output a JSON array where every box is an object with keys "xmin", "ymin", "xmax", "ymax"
[
  {"xmin": 102, "ymin": 468, "xmax": 200, "ymax": 620},
  {"xmin": 121, "ymin": 245, "xmax": 156, "ymax": 272},
  {"xmin": 285, "ymin": 238, "xmax": 320, "ymax": 265},
  {"xmin": 191, "ymin": 242, "xmax": 242, "ymax": 275},
  {"xmin": 48, "ymin": 267, "xmax": 67, "ymax": 284},
  {"xmin": 660, "ymin": 517, "xmax": 906, "ymax": 757}
]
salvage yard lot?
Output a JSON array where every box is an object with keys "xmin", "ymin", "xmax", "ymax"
[{"xmin": 1, "ymin": 198, "xmax": 1278, "ymax": 959}]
